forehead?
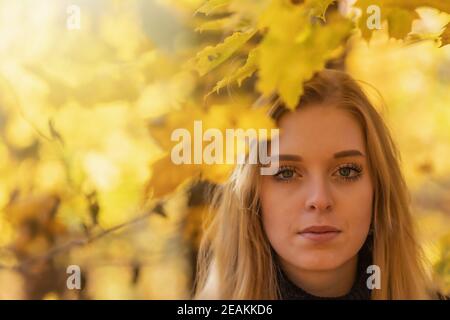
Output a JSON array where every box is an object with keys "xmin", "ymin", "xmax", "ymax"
[{"xmin": 277, "ymin": 105, "xmax": 366, "ymax": 156}]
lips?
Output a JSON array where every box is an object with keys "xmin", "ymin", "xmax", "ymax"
[
  {"xmin": 299, "ymin": 225, "xmax": 341, "ymax": 233},
  {"xmin": 298, "ymin": 225, "xmax": 341, "ymax": 243}
]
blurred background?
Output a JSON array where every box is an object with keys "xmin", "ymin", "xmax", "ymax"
[{"xmin": 0, "ymin": 0, "xmax": 449, "ymax": 299}]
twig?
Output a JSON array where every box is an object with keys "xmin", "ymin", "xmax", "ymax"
[{"xmin": 0, "ymin": 207, "xmax": 161, "ymax": 272}]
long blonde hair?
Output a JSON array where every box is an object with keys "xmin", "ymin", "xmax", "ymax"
[{"xmin": 193, "ymin": 69, "xmax": 437, "ymax": 299}]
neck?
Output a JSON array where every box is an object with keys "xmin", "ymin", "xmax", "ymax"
[{"xmin": 278, "ymin": 255, "xmax": 358, "ymax": 298}]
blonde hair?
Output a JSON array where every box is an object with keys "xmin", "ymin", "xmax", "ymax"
[{"xmin": 193, "ymin": 69, "xmax": 438, "ymax": 300}]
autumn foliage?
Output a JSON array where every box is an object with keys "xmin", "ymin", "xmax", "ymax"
[{"xmin": 0, "ymin": 0, "xmax": 449, "ymax": 299}]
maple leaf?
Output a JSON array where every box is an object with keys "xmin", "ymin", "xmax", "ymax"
[
  {"xmin": 145, "ymin": 154, "xmax": 202, "ymax": 199},
  {"xmin": 207, "ymin": 48, "xmax": 259, "ymax": 96},
  {"xmin": 195, "ymin": 16, "xmax": 237, "ymax": 33},
  {"xmin": 187, "ymin": 29, "xmax": 256, "ymax": 76},
  {"xmin": 146, "ymin": 102, "xmax": 276, "ymax": 191},
  {"xmin": 307, "ymin": 0, "xmax": 337, "ymax": 20},
  {"xmin": 257, "ymin": 1, "xmax": 351, "ymax": 109},
  {"xmin": 196, "ymin": 0, "xmax": 231, "ymax": 16}
]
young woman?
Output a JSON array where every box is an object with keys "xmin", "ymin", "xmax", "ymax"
[{"xmin": 193, "ymin": 69, "xmax": 440, "ymax": 300}]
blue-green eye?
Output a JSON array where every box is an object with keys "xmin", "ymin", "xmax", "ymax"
[
  {"xmin": 274, "ymin": 166, "xmax": 298, "ymax": 181},
  {"xmin": 339, "ymin": 167, "xmax": 352, "ymax": 177},
  {"xmin": 335, "ymin": 163, "xmax": 362, "ymax": 181}
]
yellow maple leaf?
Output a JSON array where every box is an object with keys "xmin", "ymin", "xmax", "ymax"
[
  {"xmin": 306, "ymin": 0, "xmax": 337, "ymax": 20},
  {"xmin": 257, "ymin": 2, "xmax": 351, "ymax": 109},
  {"xmin": 145, "ymin": 154, "xmax": 202, "ymax": 199},
  {"xmin": 207, "ymin": 48, "xmax": 259, "ymax": 96},
  {"xmin": 187, "ymin": 29, "xmax": 256, "ymax": 76},
  {"xmin": 146, "ymin": 102, "xmax": 276, "ymax": 190},
  {"xmin": 195, "ymin": 16, "xmax": 238, "ymax": 33},
  {"xmin": 196, "ymin": 0, "xmax": 231, "ymax": 16}
]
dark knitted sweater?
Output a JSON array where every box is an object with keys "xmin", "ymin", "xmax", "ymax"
[{"xmin": 276, "ymin": 237, "xmax": 373, "ymax": 300}]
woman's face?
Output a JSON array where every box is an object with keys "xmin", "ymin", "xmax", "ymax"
[{"xmin": 260, "ymin": 104, "xmax": 373, "ymax": 272}]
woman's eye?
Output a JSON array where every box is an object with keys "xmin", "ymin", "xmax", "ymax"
[
  {"xmin": 334, "ymin": 164, "xmax": 362, "ymax": 181},
  {"xmin": 274, "ymin": 167, "xmax": 298, "ymax": 181},
  {"xmin": 339, "ymin": 167, "xmax": 352, "ymax": 177}
]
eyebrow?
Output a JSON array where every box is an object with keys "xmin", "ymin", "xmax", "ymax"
[
  {"xmin": 271, "ymin": 149, "xmax": 365, "ymax": 162},
  {"xmin": 333, "ymin": 149, "xmax": 365, "ymax": 158}
]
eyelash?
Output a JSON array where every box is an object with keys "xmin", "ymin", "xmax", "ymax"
[
  {"xmin": 273, "ymin": 163, "xmax": 363, "ymax": 183},
  {"xmin": 335, "ymin": 163, "xmax": 363, "ymax": 182},
  {"xmin": 273, "ymin": 165, "xmax": 298, "ymax": 182}
]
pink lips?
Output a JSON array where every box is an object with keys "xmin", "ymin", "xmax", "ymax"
[{"xmin": 298, "ymin": 225, "xmax": 341, "ymax": 243}]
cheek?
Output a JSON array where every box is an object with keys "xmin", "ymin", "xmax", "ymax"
[
  {"xmin": 259, "ymin": 179, "xmax": 296, "ymax": 252},
  {"xmin": 331, "ymin": 177, "xmax": 373, "ymax": 269},
  {"xmin": 339, "ymin": 177, "xmax": 373, "ymax": 237}
]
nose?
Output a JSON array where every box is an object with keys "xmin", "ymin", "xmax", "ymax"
[{"xmin": 304, "ymin": 177, "xmax": 334, "ymax": 213}]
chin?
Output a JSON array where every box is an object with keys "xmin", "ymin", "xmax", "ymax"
[{"xmin": 293, "ymin": 251, "xmax": 346, "ymax": 271}]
